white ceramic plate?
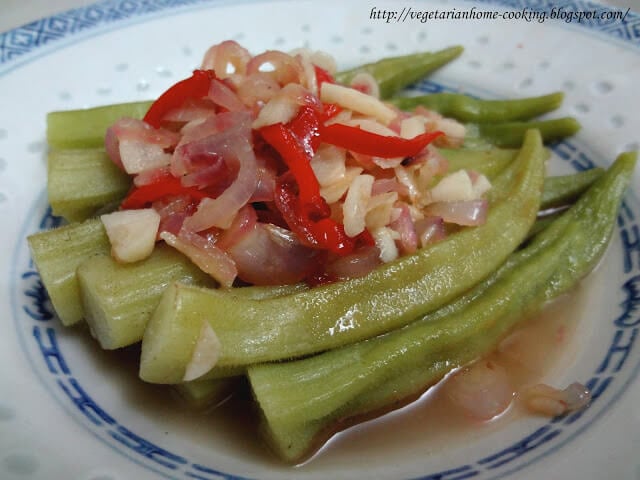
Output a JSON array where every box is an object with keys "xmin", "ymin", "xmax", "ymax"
[{"xmin": 2, "ymin": 0, "xmax": 640, "ymax": 479}]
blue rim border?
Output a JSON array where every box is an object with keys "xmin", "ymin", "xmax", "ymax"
[{"xmin": 4, "ymin": 0, "xmax": 640, "ymax": 478}]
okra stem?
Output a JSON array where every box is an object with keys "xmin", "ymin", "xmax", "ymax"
[
  {"xmin": 438, "ymin": 147, "xmax": 519, "ymax": 179},
  {"xmin": 27, "ymin": 218, "xmax": 110, "ymax": 326}
]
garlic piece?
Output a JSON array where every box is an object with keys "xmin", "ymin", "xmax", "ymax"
[
  {"xmin": 101, "ymin": 208, "xmax": 160, "ymax": 263},
  {"xmin": 183, "ymin": 321, "xmax": 222, "ymax": 382}
]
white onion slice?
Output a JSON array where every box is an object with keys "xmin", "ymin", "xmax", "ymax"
[
  {"xmin": 252, "ymin": 83, "xmax": 320, "ymax": 129},
  {"xmin": 320, "ymin": 82, "xmax": 397, "ymax": 125},
  {"xmin": 372, "ymin": 226, "xmax": 399, "ymax": 263},
  {"xmin": 343, "ymin": 174, "xmax": 374, "ymax": 237}
]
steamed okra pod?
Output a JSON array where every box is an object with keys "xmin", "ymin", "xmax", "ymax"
[
  {"xmin": 247, "ymin": 151, "xmax": 636, "ymax": 462},
  {"xmin": 389, "ymin": 91, "xmax": 564, "ymax": 123},
  {"xmin": 138, "ymin": 130, "xmax": 545, "ymax": 382},
  {"xmin": 465, "ymin": 117, "xmax": 581, "ymax": 148},
  {"xmin": 48, "ymin": 148, "xmax": 131, "ymax": 222},
  {"xmin": 334, "ymin": 46, "xmax": 464, "ymax": 99}
]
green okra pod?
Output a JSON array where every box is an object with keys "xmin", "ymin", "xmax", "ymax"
[
  {"xmin": 465, "ymin": 117, "xmax": 581, "ymax": 148},
  {"xmin": 389, "ymin": 91, "xmax": 564, "ymax": 123},
  {"xmin": 334, "ymin": 46, "xmax": 464, "ymax": 99},
  {"xmin": 48, "ymin": 149, "xmax": 131, "ymax": 222},
  {"xmin": 27, "ymin": 218, "xmax": 111, "ymax": 326},
  {"xmin": 541, "ymin": 167, "xmax": 604, "ymax": 210},
  {"xmin": 47, "ymin": 100, "xmax": 152, "ymax": 150},
  {"xmin": 248, "ymin": 151, "xmax": 636, "ymax": 462},
  {"xmin": 174, "ymin": 377, "xmax": 240, "ymax": 410},
  {"xmin": 138, "ymin": 129, "xmax": 545, "ymax": 383},
  {"xmin": 438, "ymin": 147, "xmax": 519, "ymax": 179},
  {"xmin": 78, "ymin": 249, "xmax": 306, "ymax": 350},
  {"xmin": 77, "ymin": 246, "xmax": 217, "ymax": 350}
]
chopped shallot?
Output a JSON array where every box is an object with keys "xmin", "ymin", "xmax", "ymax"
[
  {"xmin": 390, "ymin": 203, "xmax": 418, "ymax": 254},
  {"xmin": 160, "ymin": 230, "xmax": 237, "ymax": 287},
  {"xmin": 349, "ymin": 72, "xmax": 380, "ymax": 99},
  {"xmin": 246, "ymin": 50, "xmax": 304, "ymax": 86},
  {"xmin": 208, "ymin": 79, "xmax": 247, "ymax": 112},
  {"xmin": 415, "ymin": 216, "xmax": 446, "ymax": 247},
  {"xmin": 227, "ymin": 223, "xmax": 320, "ymax": 285},
  {"xmin": 104, "ymin": 40, "xmax": 495, "ymax": 286},
  {"xmin": 201, "ymin": 40, "xmax": 251, "ymax": 78},
  {"xmin": 325, "ymin": 246, "xmax": 382, "ymax": 280}
]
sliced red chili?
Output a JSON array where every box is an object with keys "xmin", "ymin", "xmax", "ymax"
[
  {"xmin": 321, "ymin": 123, "xmax": 444, "ymax": 158},
  {"xmin": 287, "ymin": 105, "xmax": 322, "ymax": 156},
  {"xmin": 143, "ymin": 69, "xmax": 217, "ymax": 129},
  {"xmin": 259, "ymin": 119, "xmax": 323, "ymax": 207},
  {"xmin": 314, "ymin": 65, "xmax": 335, "ymax": 88},
  {"xmin": 274, "ymin": 173, "xmax": 354, "ymax": 255},
  {"xmin": 319, "ymin": 102, "xmax": 342, "ymax": 123},
  {"xmin": 120, "ymin": 172, "xmax": 209, "ymax": 210}
]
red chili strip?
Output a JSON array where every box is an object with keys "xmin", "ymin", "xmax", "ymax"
[
  {"xmin": 321, "ymin": 123, "xmax": 444, "ymax": 158},
  {"xmin": 143, "ymin": 69, "xmax": 217, "ymax": 129},
  {"xmin": 314, "ymin": 65, "xmax": 335, "ymax": 88},
  {"xmin": 259, "ymin": 120, "xmax": 323, "ymax": 207},
  {"xmin": 274, "ymin": 174, "xmax": 355, "ymax": 255},
  {"xmin": 120, "ymin": 173, "xmax": 209, "ymax": 210}
]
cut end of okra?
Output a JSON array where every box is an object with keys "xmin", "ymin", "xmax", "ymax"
[
  {"xmin": 47, "ymin": 149, "xmax": 131, "ymax": 222},
  {"xmin": 27, "ymin": 218, "xmax": 111, "ymax": 326},
  {"xmin": 46, "ymin": 100, "xmax": 153, "ymax": 150},
  {"xmin": 77, "ymin": 244, "xmax": 217, "ymax": 350}
]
